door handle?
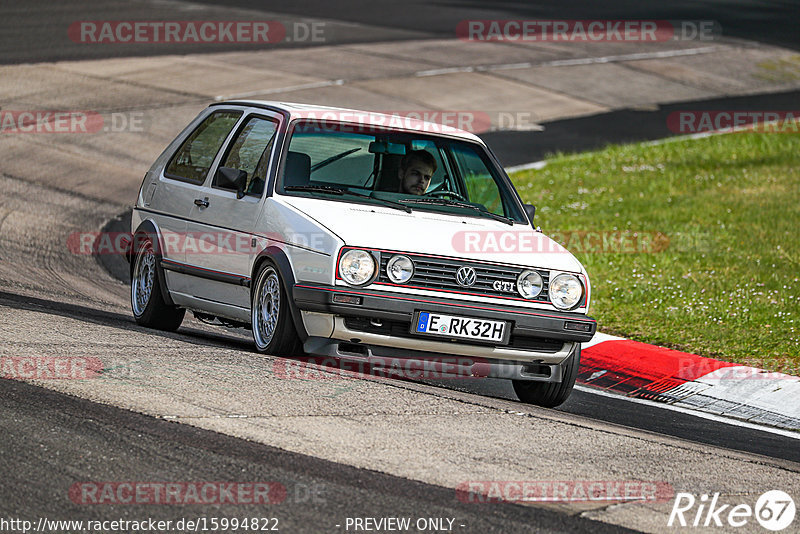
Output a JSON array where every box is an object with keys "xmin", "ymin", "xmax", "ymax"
[{"xmin": 194, "ymin": 197, "xmax": 209, "ymax": 208}]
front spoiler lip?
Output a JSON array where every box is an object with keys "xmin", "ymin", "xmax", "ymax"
[
  {"xmin": 293, "ymin": 282, "xmax": 596, "ymax": 344},
  {"xmin": 299, "ymin": 336, "xmax": 575, "ymax": 383}
]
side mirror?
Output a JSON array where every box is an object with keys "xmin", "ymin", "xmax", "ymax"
[
  {"xmin": 217, "ymin": 167, "xmax": 248, "ymax": 199},
  {"xmin": 524, "ymin": 204, "xmax": 536, "ymax": 226}
]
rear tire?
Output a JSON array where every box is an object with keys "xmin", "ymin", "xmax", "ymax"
[
  {"xmin": 513, "ymin": 344, "xmax": 580, "ymax": 408},
  {"xmin": 251, "ymin": 261, "xmax": 302, "ymax": 355},
  {"xmin": 130, "ymin": 236, "xmax": 185, "ymax": 331}
]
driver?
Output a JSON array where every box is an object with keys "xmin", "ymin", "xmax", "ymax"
[{"xmin": 398, "ymin": 150, "xmax": 436, "ymax": 195}]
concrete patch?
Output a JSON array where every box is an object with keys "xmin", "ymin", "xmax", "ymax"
[
  {"xmin": 353, "ymin": 71, "xmax": 607, "ymax": 122},
  {"xmin": 499, "ymin": 62, "xmax": 715, "ymax": 108},
  {"xmin": 626, "ymin": 45, "xmax": 800, "ymax": 95}
]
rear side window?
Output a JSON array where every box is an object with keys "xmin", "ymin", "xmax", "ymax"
[{"xmin": 165, "ymin": 111, "xmax": 241, "ymax": 183}]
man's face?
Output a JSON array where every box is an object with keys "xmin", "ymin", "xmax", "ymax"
[{"xmin": 399, "ymin": 160, "xmax": 434, "ymax": 195}]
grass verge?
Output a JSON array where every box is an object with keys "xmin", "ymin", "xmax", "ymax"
[{"xmin": 510, "ymin": 130, "xmax": 800, "ymax": 373}]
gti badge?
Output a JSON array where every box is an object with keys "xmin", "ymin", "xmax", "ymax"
[
  {"xmin": 492, "ymin": 280, "xmax": 515, "ymax": 292},
  {"xmin": 455, "ymin": 266, "xmax": 477, "ymax": 287}
]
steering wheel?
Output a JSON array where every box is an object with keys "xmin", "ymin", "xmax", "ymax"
[{"xmin": 428, "ymin": 189, "xmax": 467, "ymax": 202}]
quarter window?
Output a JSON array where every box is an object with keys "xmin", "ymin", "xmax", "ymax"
[
  {"xmin": 453, "ymin": 144, "xmax": 504, "ymax": 216},
  {"xmin": 217, "ymin": 117, "xmax": 278, "ymax": 196},
  {"xmin": 165, "ymin": 111, "xmax": 241, "ymax": 183}
]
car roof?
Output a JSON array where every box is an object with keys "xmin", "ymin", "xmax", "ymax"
[{"xmin": 216, "ymin": 100, "xmax": 485, "ymax": 143}]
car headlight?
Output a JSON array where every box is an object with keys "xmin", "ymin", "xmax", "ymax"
[
  {"xmin": 517, "ymin": 270, "xmax": 543, "ymax": 299},
  {"xmin": 338, "ymin": 249, "xmax": 376, "ymax": 286},
  {"xmin": 549, "ymin": 273, "xmax": 584, "ymax": 310},
  {"xmin": 386, "ymin": 255, "xmax": 414, "ymax": 284}
]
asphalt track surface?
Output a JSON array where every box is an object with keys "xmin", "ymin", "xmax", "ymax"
[
  {"xmin": 2, "ymin": 376, "xmax": 634, "ymax": 534},
  {"xmin": 2, "ymin": 1, "xmax": 800, "ymax": 532},
  {"xmin": 212, "ymin": 0, "xmax": 800, "ymax": 51},
  {"xmin": 2, "ymin": 0, "xmax": 798, "ymax": 64}
]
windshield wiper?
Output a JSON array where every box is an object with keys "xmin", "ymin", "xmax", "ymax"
[
  {"xmin": 310, "ymin": 148, "xmax": 362, "ymax": 173},
  {"xmin": 284, "ymin": 185, "xmax": 412, "ymax": 213},
  {"xmin": 285, "ymin": 185, "xmax": 345, "ymax": 194},
  {"xmin": 400, "ymin": 197, "xmax": 515, "ymax": 225}
]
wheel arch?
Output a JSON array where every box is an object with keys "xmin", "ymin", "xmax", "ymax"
[
  {"xmin": 130, "ymin": 219, "xmax": 176, "ymax": 307},
  {"xmin": 252, "ymin": 246, "xmax": 309, "ymax": 342}
]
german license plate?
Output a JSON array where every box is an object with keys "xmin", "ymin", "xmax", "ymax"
[{"xmin": 413, "ymin": 311, "xmax": 508, "ymax": 344}]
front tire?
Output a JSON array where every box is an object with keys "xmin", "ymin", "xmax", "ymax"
[
  {"xmin": 130, "ymin": 236, "xmax": 185, "ymax": 331},
  {"xmin": 251, "ymin": 261, "xmax": 301, "ymax": 355},
  {"xmin": 513, "ymin": 344, "xmax": 581, "ymax": 408}
]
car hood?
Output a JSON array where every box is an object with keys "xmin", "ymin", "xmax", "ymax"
[{"xmin": 282, "ymin": 197, "xmax": 584, "ymax": 273}]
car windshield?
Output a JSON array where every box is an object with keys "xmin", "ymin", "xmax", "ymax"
[{"xmin": 277, "ymin": 120, "xmax": 526, "ymax": 223}]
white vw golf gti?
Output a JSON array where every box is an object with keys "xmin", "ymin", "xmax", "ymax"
[{"xmin": 128, "ymin": 101, "xmax": 596, "ymax": 406}]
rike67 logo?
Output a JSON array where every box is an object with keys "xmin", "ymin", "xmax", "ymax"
[{"xmin": 669, "ymin": 490, "xmax": 796, "ymax": 531}]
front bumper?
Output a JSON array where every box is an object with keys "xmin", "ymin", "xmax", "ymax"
[
  {"xmin": 292, "ymin": 283, "xmax": 595, "ymax": 381},
  {"xmin": 301, "ymin": 334, "xmax": 581, "ymax": 383}
]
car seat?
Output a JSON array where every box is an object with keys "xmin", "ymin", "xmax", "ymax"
[
  {"xmin": 283, "ymin": 151, "xmax": 311, "ymax": 187},
  {"xmin": 374, "ymin": 153, "xmax": 403, "ymax": 192}
]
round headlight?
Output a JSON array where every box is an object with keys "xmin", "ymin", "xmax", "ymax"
[
  {"xmin": 517, "ymin": 270, "xmax": 543, "ymax": 299},
  {"xmin": 338, "ymin": 249, "xmax": 376, "ymax": 286},
  {"xmin": 386, "ymin": 255, "xmax": 414, "ymax": 284},
  {"xmin": 549, "ymin": 274, "xmax": 584, "ymax": 310}
]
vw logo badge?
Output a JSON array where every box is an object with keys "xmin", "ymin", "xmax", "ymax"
[{"xmin": 455, "ymin": 266, "xmax": 477, "ymax": 287}]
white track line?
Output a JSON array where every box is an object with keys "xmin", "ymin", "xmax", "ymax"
[
  {"xmin": 217, "ymin": 46, "xmax": 720, "ymax": 101},
  {"xmin": 575, "ymin": 385, "xmax": 800, "ymax": 440},
  {"xmin": 415, "ymin": 46, "xmax": 719, "ymax": 77},
  {"xmin": 535, "ymin": 46, "xmax": 718, "ymax": 68}
]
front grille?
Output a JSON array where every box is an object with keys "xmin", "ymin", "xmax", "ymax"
[
  {"xmin": 344, "ymin": 317, "xmax": 564, "ymax": 353},
  {"xmin": 378, "ymin": 254, "xmax": 549, "ymax": 301}
]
